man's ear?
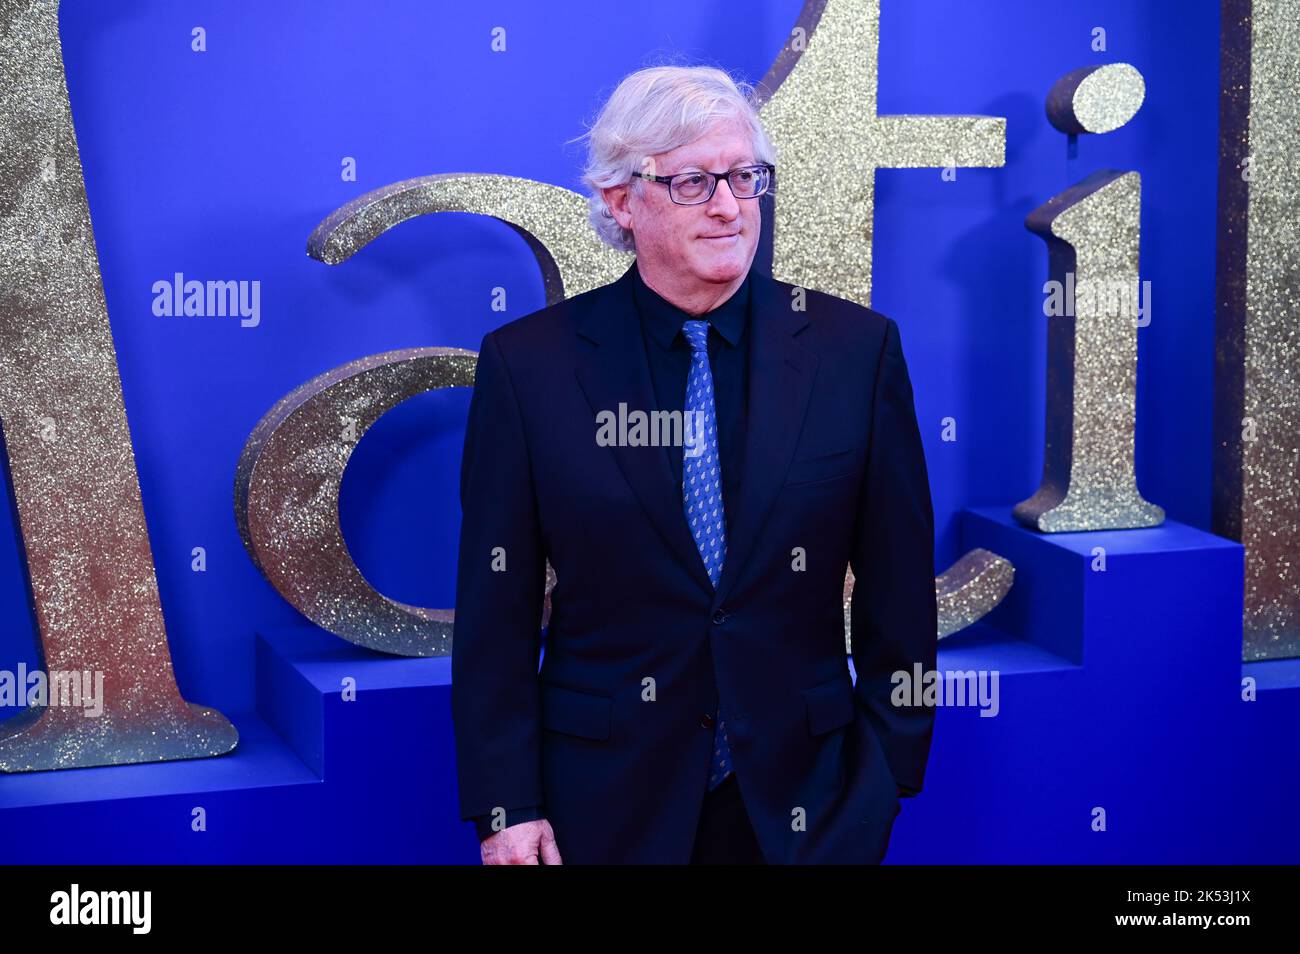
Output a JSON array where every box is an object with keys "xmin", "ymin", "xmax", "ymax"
[{"xmin": 602, "ymin": 183, "xmax": 632, "ymax": 230}]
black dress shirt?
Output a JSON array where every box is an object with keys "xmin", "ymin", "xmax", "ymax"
[
  {"xmin": 471, "ymin": 261, "xmax": 754, "ymax": 843},
  {"xmin": 632, "ymin": 259, "xmax": 752, "ymax": 509}
]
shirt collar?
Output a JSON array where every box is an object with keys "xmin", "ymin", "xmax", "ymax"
[{"xmin": 632, "ymin": 259, "xmax": 751, "ymax": 351}]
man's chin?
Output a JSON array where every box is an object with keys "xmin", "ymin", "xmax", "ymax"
[{"xmin": 691, "ymin": 251, "xmax": 749, "ymax": 283}]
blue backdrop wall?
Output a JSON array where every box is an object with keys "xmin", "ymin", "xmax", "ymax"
[{"xmin": 5, "ymin": 0, "xmax": 1288, "ymax": 864}]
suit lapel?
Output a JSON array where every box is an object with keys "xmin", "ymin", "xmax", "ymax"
[
  {"xmin": 713, "ymin": 268, "xmax": 815, "ymax": 607},
  {"xmin": 575, "ymin": 264, "xmax": 716, "ymax": 595},
  {"xmin": 574, "ymin": 262, "xmax": 816, "ymax": 604}
]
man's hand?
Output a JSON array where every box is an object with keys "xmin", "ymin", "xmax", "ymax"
[{"xmin": 480, "ymin": 818, "xmax": 563, "ymax": 865}]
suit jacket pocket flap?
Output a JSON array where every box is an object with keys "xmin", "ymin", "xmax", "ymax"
[
  {"xmin": 541, "ymin": 682, "xmax": 612, "ymax": 740},
  {"xmin": 802, "ymin": 673, "xmax": 856, "ymax": 736},
  {"xmin": 784, "ymin": 448, "xmax": 855, "ymax": 486}
]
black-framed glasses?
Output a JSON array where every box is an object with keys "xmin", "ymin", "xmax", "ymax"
[{"xmin": 630, "ymin": 162, "xmax": 775, "ymax": 205}]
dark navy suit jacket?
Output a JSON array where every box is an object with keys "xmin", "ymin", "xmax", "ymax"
[
  {"xmin": 451, "ymin": 259, "xmax": 937, "ymax": 863},
  {"xmin": 466, "ymin": 260, "xmax": 752, "ymax": 841}
]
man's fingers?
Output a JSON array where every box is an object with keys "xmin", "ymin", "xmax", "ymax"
[
  {"xmin": 478, "ymin": 819, "xmax": 558, "ymax": 865},
  {"xmin": 539, "ymin": 828, "xmax": 563, "ymax": 865}
]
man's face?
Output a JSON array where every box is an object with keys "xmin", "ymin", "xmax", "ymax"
[{"xmin": 606, "ymin": 118, "xmax": 763, "ymax": 301}]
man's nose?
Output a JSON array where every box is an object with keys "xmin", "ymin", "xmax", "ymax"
[{"xmin": 707, "ymin": 178, "xmax": 741, "ymax": 215}]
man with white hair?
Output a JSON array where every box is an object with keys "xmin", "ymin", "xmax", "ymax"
[{"xmin": 452, "ymin": 64, "xmax": 937, "ymax": 864}]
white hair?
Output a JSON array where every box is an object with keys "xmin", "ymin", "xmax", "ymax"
[{"xmin": 568, "ymin": 65, "xmax": 777, "ymax": 253}]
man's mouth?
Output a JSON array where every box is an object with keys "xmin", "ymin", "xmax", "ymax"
[{"xmin": 702, "ymin": 232, "xmax": 739, "ymax": 242}]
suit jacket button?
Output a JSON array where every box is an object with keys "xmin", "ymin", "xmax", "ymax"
[
  {"xmin": 711, "ymin": 609, "xmax": 728, "ymax": 625},
  {"xmin": 700, "ymin": 713, "xmax": 714, "ymax": 729}
]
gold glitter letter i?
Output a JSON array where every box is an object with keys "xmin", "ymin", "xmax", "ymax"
[{"xmin": 1013, "ymin": 64, "xmax": 1164, "ymax": 532}]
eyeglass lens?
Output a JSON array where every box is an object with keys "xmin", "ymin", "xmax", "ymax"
[{"xmin": 671, "ymin": 166, "xmax": 769, "ymax": 203}]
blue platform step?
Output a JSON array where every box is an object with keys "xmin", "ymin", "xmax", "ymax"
[
  {"xmin": 0, "ymin": 625, "xmax": 476, "ymax": 864},
  {"xmin": 885, "ymin": 506, "xmax": 1300, "ymax": 863},
  {"xmin": 2, "ymin": 506, "xmax": 1298, "ymax": 862}
]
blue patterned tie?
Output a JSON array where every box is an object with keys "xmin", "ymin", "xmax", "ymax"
[{"xmin": 681, "ymin": 319, "xmax": 732, "ymax": 791}]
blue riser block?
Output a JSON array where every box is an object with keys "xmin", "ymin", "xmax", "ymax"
[
  {"xmin": 0, "ymin": 713, "xmax": 323, "ymax": 863},
  {"xmin": 882, "ymin": 505, "xmax": 1300, "ymax": 863},
  {"xmin": 252, "ymin": 624, "xmax": 477, "ymax": 863},
  {"xmin": 0, "ymin": 625, "xmax": 480, "ymax": 863},
  {"xmin": 5, "ymin": 508, "xmax": 1297, "ymax": 863}
]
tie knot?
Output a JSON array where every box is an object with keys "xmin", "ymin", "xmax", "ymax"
[{"xmin": 682, "ymin": 319, "xmax": 710, "ymax": 354}]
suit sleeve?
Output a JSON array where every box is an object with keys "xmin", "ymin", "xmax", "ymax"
[
  {"xmin": 848, "ymin": 317, "xmax": 937, "ymax": 797},
  {"xmin": 451, "ymin": 329, "xmax": 548, "ymax": 826},
  {"xmin": 472, "ymin": 805, "xmax": 546, "ymax": 842}
]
